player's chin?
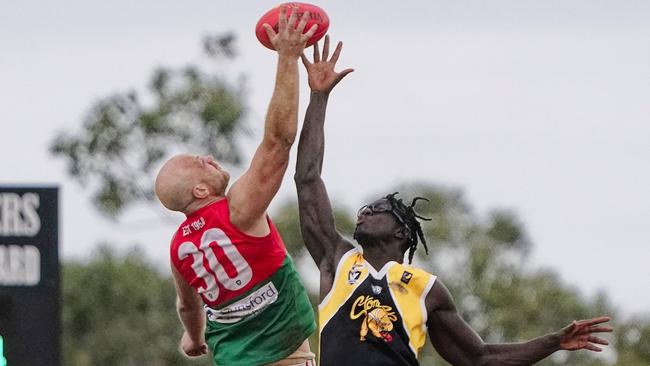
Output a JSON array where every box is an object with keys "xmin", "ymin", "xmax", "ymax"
[
  {"xmin": 212, "ymin": 173, "xmax": 230, "ymax": 194},
  {"xmin": 221, "ymin": 171, "xmax": 231, "ymax": 187},
  {"xmin": 353, "ymin": 225, "xmax": 371, "ymax": 244}
]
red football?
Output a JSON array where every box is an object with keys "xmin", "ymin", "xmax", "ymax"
[{"xmin": 255, "ymin": 3, "xmax": 330, "ymax": 50}]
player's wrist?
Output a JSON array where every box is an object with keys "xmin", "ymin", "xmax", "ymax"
[
  {"xmin": 547, "ymin": 331, "xmax": 563, "ymax": 350},
  {"xmin": 277, "ymin": 52, "xmax": 301, "ymax": 63},
  {"xmin": 311, "ymin": 90, "xmax": 329, "ymax": 97}
]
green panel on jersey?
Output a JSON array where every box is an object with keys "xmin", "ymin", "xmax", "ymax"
[{"xmin": 205, "ymin": 255, "xmax": 316, "ymax": 366}]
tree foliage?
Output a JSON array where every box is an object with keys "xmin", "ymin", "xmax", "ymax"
[
  {"xmin": 62, "ymin": 245, "xmax": 212, "ymax": 366},
  {"xmin": 50, "ymin": 33, "xmax": 248, "ymax": 217}
]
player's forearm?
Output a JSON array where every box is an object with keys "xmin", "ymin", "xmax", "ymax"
[
  {"xmin": 177, "ymin": 301, "xmax": 206, "ymax": 342},
  {"xmin": 295, "ymin": 91, "xmax": 329, "ymax": 183},
  {"xmin": 265, "ymin": 55, "xmax": 300, "ymax": 147},
  {"xmin": 480, "ymin": 333, "xmax": 561, "ymax": 366}
]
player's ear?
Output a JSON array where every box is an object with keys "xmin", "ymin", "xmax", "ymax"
[
  {"xmin": 192, "ymin": 183, "xmax": 210, "ymax": 199},
  {"xmin": 395, "ymin": 226, "xmax": 410, "ymax": 240}
]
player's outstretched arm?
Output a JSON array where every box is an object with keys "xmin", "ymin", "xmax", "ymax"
[
  {"xmin": 172, "ymin": 266, "xmax": 208, "ymax": 358},
  {"xmin": 426, "ymin": 281, "xmax": 613, "ymax": 366},
  {"xmin": 295, "ymin": 36, "xmax": 354, "ymax": 271},
  {"xmin": 228, "ymin": 6, "xmax": 318, "ymax": 234}
]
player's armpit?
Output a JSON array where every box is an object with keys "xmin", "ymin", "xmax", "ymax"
[{"xmin": 426, "ymin": 281, "xmax": 487, "ymax": 366}]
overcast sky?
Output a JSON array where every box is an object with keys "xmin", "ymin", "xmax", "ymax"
[{"xmin": 1, "ymin": 0, "xmax": 649, "ymax": 315}]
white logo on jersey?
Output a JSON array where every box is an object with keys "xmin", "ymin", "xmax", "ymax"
[
  {"xmin": 206, "ymin": 282, "xmax": 278, "ymax": 323},
  {"xmin": 371, "ymin": 284, "xmax": 382, "ymax": 295},
  {"xmin": 348, "ymin": 264, "xmax": 363, "ymax": 284}
]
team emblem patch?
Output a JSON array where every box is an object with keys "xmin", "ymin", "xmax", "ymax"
[
  {"xmin": 371, "ymin": 284, "xmax": 382, "ymax": 295},
  {"xmin": 401, "ymin": 271, "xmax": 413, "ymax": 284},
  {"xmin": 348, "ymin": 264, "xmax": 363, "ymax": 284}
]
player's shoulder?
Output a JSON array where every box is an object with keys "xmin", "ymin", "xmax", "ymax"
[
  {"xmin": 425, "ymin": 277, "xmax": 456, "ymax": 312},
  {"xmin": 333, "ymin": 246, "xmax": 362, "ymax": 269},
  {"xmin": 388, "ymin": 263, "xmax": 436, "ymax": 291}
]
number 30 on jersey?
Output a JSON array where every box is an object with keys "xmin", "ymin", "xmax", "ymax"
[{"xmin": 178, "ymin": 228, "xmax": 253, "ymax": 302}]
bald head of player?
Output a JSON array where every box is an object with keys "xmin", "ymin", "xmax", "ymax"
[{"xmin": 155, "ymin": 154, "xmax": 231, "ymax": 214}]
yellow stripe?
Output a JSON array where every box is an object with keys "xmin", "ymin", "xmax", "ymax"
[
  {"xmin": 386, "ymin": 264, "xmax": 434, "ymax": 357},
  {"xmin": 319, "ymin": 249, "xmax": 368, "ymax": 332}
]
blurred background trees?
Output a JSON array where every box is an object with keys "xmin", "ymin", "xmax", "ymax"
[
  {"xmin": 62, "ymin": 246, "xmax": 211, "ymax": 366},
  {"xmin": 50, "ymin": 33, "xmax": 247, "ymax": 218},
  {"xmin": 53, "ymin": 34, "xmax": 649, "ymax": 365}
]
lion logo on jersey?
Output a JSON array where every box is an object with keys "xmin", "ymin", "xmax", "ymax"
[
  {"xmin": 360, "ymin": 307, "xmax": 394, "ymax": 343},
  {"xmin": 350, "ymin": 295, "xmax": 397, "ymax": 343}
]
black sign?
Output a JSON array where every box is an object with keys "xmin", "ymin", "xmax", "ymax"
[{"xmin": 0, "ymin": 187, "xmax": 60, "ymax": 366}]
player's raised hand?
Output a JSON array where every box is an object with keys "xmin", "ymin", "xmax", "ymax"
[
  {"xmin": 301, "ymin": 35, "xmax": 354, "ymax": 94},
  {"xmin": 558, "ymin": 316, "xmax": 613, "ymax": 352},
  {"xmin": 263, "ymin": 5, "xmax": 318, "ymax": 58}
]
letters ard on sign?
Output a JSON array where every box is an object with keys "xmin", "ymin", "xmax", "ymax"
[{"xmin": 0, "ymin": 192, "xmax": 43, "ymax": 286}]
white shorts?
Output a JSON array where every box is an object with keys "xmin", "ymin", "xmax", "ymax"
[{"xmin": 264, "ymin": 339, "xmax": 316, "ymax": 366}]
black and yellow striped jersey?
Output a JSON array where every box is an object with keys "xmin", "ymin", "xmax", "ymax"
[{"xmin": 319, "ymin": 248, "xmax": 437, "ymax": 366}]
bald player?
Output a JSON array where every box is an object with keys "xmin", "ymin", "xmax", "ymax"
[{"xmin": 155, "ymin": 7, "xmax": 317, "ymax": 366}]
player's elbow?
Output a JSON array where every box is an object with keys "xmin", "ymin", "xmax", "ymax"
[
  {"xmin": 451, "ymin": 344, "xmax": 491, "ymax": 366},
  {"xmin": 475, "ymin": 346, "xmax": 506, "ymax": 366},
  {"xmin": 294, "ymin": 170, "xmax": 317, "ymax": 185},
  {"xmin": 177, "ymin": 296, "xmax": 201, "ymax": 314}
]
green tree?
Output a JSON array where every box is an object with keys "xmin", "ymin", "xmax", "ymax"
[
  {"xmin": 63, "ymin": 245, "xmax": 212, "ymax": 366},
  {"xmin": 614, "ymin": 315, "xmax": 650, "ymax": 365},
  {"xmin": 50, "ymin": 33, "xmax": 248, "ymax": 217}
]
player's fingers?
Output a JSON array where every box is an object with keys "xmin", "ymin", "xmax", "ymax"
[
  {"xmin": 322, "ymin": 35, "xmax": 330, "ymax": 61},
  {"xmin": 337, "ymin": 68, "xmax": 354, "ymax": 80},
  {"xmin": 301, "ymin": 52, "xmax": 311, "ymax": 68},
  {"xmin": 332, "ymin": 68, "xmax": 354, "ymax": 87},
  {"xmin": 589, "ymin": 325, "xmax": 614, "ymax": 333},
  {"xmin": 583, "ymin": 316, "xmax": 611, "ymax": 326},
  {"xmin": 296, "ymin": 11, "xmax": 310, "ymax": 33},
  {"xmin": 330, "ymin": 41, "xmax": 343, "ymax": 64},
  {"xmin": 278, "ymin": 5, "xmax": 288, "ymax": 31},
  {"xmin": 301, "ymin": 24, "xmax": 318, "ymax": 43},
  {"xmin": 262, "ymin": 24, "xmax": 276, "ymax": 41},
  {"xmin": 287, "ymin": 5, "xmax": 298, "ymax": 30},
  {"xmin": 584, "ymin": 343, "xmax": 602, "ymax": 352},
  {"xmin": 186, "ymin": 349, "xmax": 198, "ymax": 357},
  {"xmin": 588, "ymin": 336, "xmax": 609, "ymax": 345},
  {"xmin": 313, "ymin": 41, "xmax": 321, "ymax": 62}
]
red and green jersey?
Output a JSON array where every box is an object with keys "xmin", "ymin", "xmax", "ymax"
[{"xmin": 170, "ymin": 199, "xmax": 315, "ymax": 366}]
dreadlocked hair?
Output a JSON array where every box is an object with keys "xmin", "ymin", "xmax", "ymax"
[{"xmin": 384, "ymin": 192, "xmax": 432, "ymax": 264}]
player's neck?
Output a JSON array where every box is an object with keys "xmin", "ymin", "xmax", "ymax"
[
  {"xmin": 362, "ymin": 241, "xmax": 404, "ymax": 269},
  {"xmin": 182, "ymin": 195, "xmax": 224, "ymax": 216}
]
